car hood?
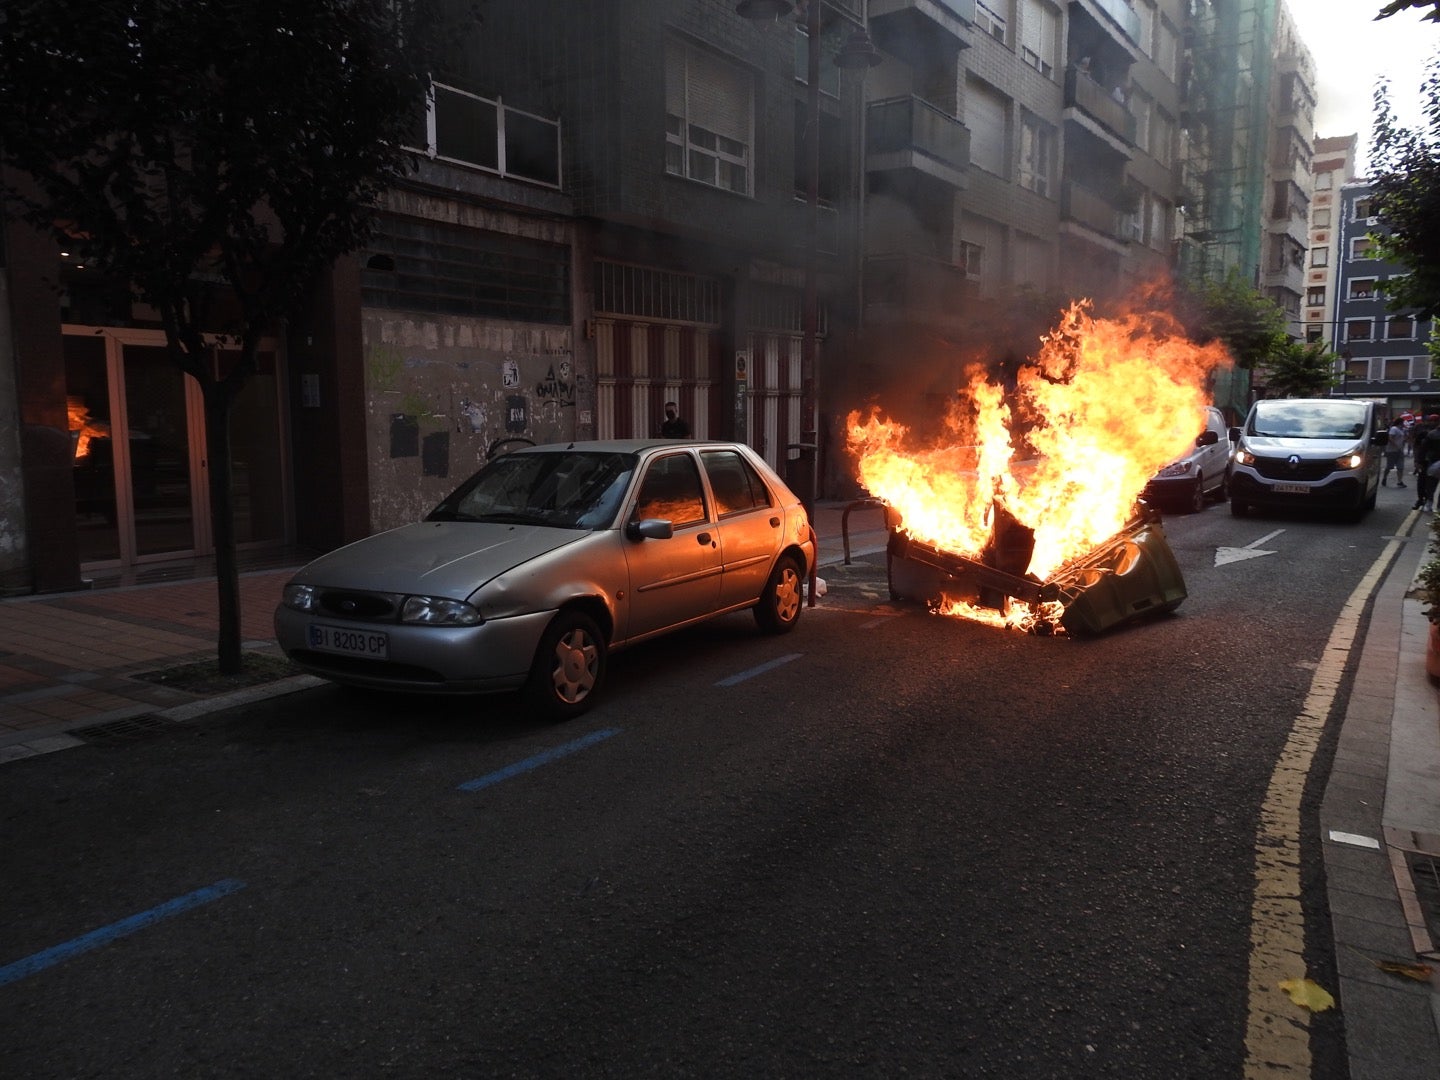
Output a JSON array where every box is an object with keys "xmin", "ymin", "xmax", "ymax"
[
  {"xmin": 1243, "ymin": 435, "xmax": 1362, "ymax": 456},
  {"xmin": 292, "ymin": 521, "xmax": 587, "ymax": 597}
]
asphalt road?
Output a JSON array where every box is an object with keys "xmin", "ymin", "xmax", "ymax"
[{"xmin": 1, "ymin": 492, "xmax": 1414, "ymax": 1078}]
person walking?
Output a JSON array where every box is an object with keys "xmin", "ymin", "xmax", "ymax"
[
  {"xmin": 1383, "ymin": 418, "xmax": 1407, "ymax": 487},
  {"xmin": 1414, "ymin": 415, "xmax": 1440, "ymax": 511}
]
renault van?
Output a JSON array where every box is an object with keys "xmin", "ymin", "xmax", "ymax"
[{"xmin": 1228, "ymin": 398, "xmax": 1387, "ymax": 520}]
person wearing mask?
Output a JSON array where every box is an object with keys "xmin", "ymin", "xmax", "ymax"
[{"xmin": 659, "ymin": 401, "xmax": 691, "ymax": 437}]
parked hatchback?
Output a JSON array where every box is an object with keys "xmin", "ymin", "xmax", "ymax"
[
  {"xmin": 1143, "ymin": 405, "xmax": 1232, "ymax": 513},
  {"xmin": 1228, "ymin": 398, "xmax": 1387, "ymax": 521},
  {"xmin": 274, "ymin": 440, "xmax": 817, "ymax": 718}
]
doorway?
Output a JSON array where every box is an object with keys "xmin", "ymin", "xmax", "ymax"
[{"xmin": 62, "ymin": 327, "xmax": 288, "ymax": 571}]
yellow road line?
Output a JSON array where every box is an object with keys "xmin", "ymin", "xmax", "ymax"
[{"xmin": 1242, "ymin": 519, "xmax": 1409, "ymax": 1077}]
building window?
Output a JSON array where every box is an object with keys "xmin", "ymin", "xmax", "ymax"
[
  {"xmin": 976, "ymin": 0, "xmax": 1009, "ymax": 43},
  {"xmin": 794, "ymin": 24, "xmax": 840, "ymax": 99},
  {"xmin": 1155, "ymin": 18, "xmax": 1179, "ymax": 79},
  {"xmin": 1388, "ymin": 314, "xmax": 1416, "ymax": 339},
  {"xmin": 1306, "ymin": 287, "xmax": 1325, "ymax": 306},
  {"xmin": 665, "ymin": 38, "xmax": 753, "ymax": 196},
  {"xmin": 1353, "ymin": 198, "xmax": 1375, "ymax": 220},
  {"xmin": 413, "ymin": 82, "xmax": 562, "ymax": 188},
  {"xmin": 1020, "ymin": 113, "xmax": 1053, "ymax": 196},
  {"xmin": 1151, "ymin": 110, "xmax": 1174, "ymax": 168},
  {"xmin": 1020, "ymin": 0, "xmax": 1058, "ymax": 78},
  {"xmin": 967, "ymin": 80, "xmax": 1009, "ymax": 177},
  {"xmin": 1345, "ymin": 319, "xmax": 1373, "ymax": 342},
  {"xmin": 1313, "ymin": 208, "xmax": 1331, "ymax": 227},
  {"xmin": 1385, "ymin": 357, "xmax": 1410, "ymax": 380},
  {"xmin": 1351, "ymin": 236, "xmax": 1376, "ymax": 259},
  {"xmin": 1310, "ymin": 247, "xmax": 1328, "ymax": 267},
  {"xmin": 1306, "ymin": 324, "xmax": 1324, "ymax": 343},
  {"xmin": 1349, "ymin": 278, "xmax": 1376, "ymax": 299},
  {"xmin": 962, "ymin": 241, "xmax": 985, "ymax": 282},
  {"xmin": 1315, "ymin": 171, "xmax": 1332, "ymax": 190}
]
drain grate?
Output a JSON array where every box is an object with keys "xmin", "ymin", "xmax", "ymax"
[
  {"xmin": 72, "ymin": 714, "xmax": 177, "ymax": 745},
  {"xmin": 1407, "ymin": 850, "xmax": 1440, "ymax": 952}
]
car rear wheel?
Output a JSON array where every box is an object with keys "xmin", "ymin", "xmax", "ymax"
[
  {"xmin": 525, "ymin": 609, "xmax": 606, "ymax": 720},
  {"xmin": 753, "ymin": 554, "xmax": 803, "ymax": 634}
]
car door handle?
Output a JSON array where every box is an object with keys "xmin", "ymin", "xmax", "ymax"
[{"xmin": 697, "ymin": 532, "xmax": 714, "ymax": 547}]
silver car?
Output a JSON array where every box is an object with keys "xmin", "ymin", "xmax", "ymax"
[{"xmin": 274, "ymin": 440, "xmax": 817, "ymax": 718}]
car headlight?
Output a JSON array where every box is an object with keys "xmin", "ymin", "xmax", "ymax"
[
  {"xmin": 1235, "ymin": 448, "xmax": 1256, "ymax": 466},
  {"xmin": 401, "ymin": 595, "xmax": 484, "ymax": 626},
  {"xmin": 1157, "ymin": 460, "xmax": 1195, "ymax": 478},
  {"xmin": 283, "ymin": 584, "xmax": 319, "ymax": 612},
  {"xmin": 1335, "ymin": 452, "xmax": 1365, "ymax": 470}
]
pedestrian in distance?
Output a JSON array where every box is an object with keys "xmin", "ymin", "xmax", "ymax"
[
  {"xmin": 1382, "ymin": 418, "xmax": 1407, "ymax": 487},
  {"xmin": 659, "ymin": 400, "xmax": 691, "ymax": 438}
]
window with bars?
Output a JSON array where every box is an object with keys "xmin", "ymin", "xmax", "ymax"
[
  {"xmin": 361, "ymin": 217, "xmax": 570, "ymax": 324},
  {"xmin": 410, "ymin": 82, "xmax": 562, "ymax": 188},
  {"xmin": 594, "ymin": 261, "xmax": 722, "ymax": 326},
  {"xmin": 665, "ymin": 38, "xmax": 753, "ymax": 196}
]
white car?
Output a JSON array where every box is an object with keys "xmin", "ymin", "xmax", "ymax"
[
  {"xmin": 274, "ymin": 440, "xmax": 817, "ymax": 718},
  {"xmin": 1143, "ymin": 406, "xmax": 1232, "ymax": 514}
]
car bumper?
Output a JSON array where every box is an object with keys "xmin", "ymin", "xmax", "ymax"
[
  {"xmin": 1229, "ymin": 469, "xmax": 1369, "ymax": 508},
  {"xmin": 273, "ymin": 605, "xmax": 555, "ymax": 693},
  {"xmin": 1143, "ymin": 475, "xmax": 1199, "ymax": 502}
]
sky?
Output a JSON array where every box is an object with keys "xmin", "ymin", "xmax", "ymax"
[{"xmin": 1290, "ymin": 1, "xmax": 1438, "ymax": 173}]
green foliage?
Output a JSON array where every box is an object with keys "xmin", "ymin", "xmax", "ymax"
[
  {"xmin": 1176, "ymin": 270, "xmax": 1291, "ymax": 371},
  {"xmin": 1370, "ymin": 52, "xmax": 1440, "ymax": 319},
  {"xmin": 1417, "ymin": 512, "xmax": 1440, "ymax": 624},
  {"xmin": 1262, "ymin": 341, "xmax": 1341, "ymax": 399}
]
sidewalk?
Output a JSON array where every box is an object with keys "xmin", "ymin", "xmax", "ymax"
[{"xmin": 1, "ymin": 500, "xmax": 1436, "ymax": 1076}]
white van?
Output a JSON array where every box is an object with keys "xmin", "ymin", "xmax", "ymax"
[{"xmin": 1228, "ymin": 398, "xmax": 1387, "ymax": 521}]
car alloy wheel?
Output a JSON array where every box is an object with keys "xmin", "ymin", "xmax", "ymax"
[
  {"xmin": 526, "ymin": 609, "xmax": 606, "ymax": 720},
  {"xmin": 753, "ymin": 554, "xmax": 803, "ymax": 634},
  {"xmin": 1187, "ymin": 476, "xmax": 1206, "ymax": 514}
]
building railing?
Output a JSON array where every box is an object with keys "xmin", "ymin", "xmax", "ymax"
[
  {"xmin": 1064, "ymin": 68, "xmax": 1137, "ymax": 144},
  {"xmin": 1061, "ymin": 180, "xmax": 1121, "ymax": 239},
  {"xmin": 1088, "ymin": 0, "xmax": 1141, "ymax": 42},
  {"xmin": 863, "ymin": 253, "xmax": 977, "ymax": 315},
  {"xmin": 867, "ymin": 96, "xmax": 971, "ymax": 171}
]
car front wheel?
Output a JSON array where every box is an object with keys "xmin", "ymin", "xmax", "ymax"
[
  {"xmin": 525, "ymin": 609, "xmax": 607, "ymax": 720},
  {"xmin": 753, "ymin": 554, "xmax": 804, "ymax": 634},
  {"xmin": 1186, "ymin": 476, "xmax": 1206, "ymax": 514}
]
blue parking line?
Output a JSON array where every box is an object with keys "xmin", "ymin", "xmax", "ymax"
[
  {"xmin": 457, "ymin": 727, "xmax": 621, "ymax": 792},
  {"xmin": 714, "ymin": 653, "xmax": 803, "ymax": 687},
  {"xmin": 0, "ymin": 878, "xmax": 247, "ymax": 988}
]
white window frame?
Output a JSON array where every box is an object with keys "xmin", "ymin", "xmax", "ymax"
[
  {"xmin": 1019, "ymin": 0, "xmax": 1058, "ymax": 79},
  {"xmin": 665, "ymin": 39, "xmax": 754, "ymax": 197},
  {"xmin": 1351, "ymin": 236, "xmax": 1376, "ymax": 260},
  {"xmin": 1310, "ymin": 247, "xmax": 1328, "ymax": 267},
  {"xmin": 1345, "ymin": 318, "xmax": 1373, "ymax": 343},
  {"xmin": 1019, "ymin": 113, "xmax": 1053, "ymax": 197},
  {"xmin": 1387, "ymin": 314, "xmax": 1416, "ymax": 340},
  {"xmin": 1349, "ymin": 277, "xmax": 1377, "ymax": 299}
]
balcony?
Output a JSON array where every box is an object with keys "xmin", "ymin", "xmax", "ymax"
[
  {"xmin": 863, "ymin": 253, "xmax": 978, "ymax": 325},
  {"xmin": 1060, "ymin": 180, "xmax": 1122, "ymax": 240},
  {"xmin": 867, "ymin": 96, "xmax": 970, "ymax": 191},
  {"xmin": 869, "ymin": 0, "xmax": 976, "ymax": 59},
  {"xmin": 1063, "ymin": 68, "xmax": 1136, "ymax": 146},
  {"xmin": 1079, "ymin": 0, "xmax": 1141, "ymax": 46}
]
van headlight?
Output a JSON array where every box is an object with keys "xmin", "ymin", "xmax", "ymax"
[
  {"xmin": 1335, "ymin": 452, "xmax": 1365, "ymax": 470},
  {"xmin": 401, "ymin": 596, "xmax": 484, "ymax": 626}
]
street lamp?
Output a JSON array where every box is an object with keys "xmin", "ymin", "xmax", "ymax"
[{"xmin": 736, "ymin": 0, "xmax": 878, "ymax": 532}]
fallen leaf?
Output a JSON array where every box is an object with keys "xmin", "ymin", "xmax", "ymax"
[
  {"xmin": 1278, "ymin": 978, "xmax": 1335, "ymax": 1012},
  {"xmin": 1374, "ymin": 960, "xmax": 1434, "ymax": 982}
]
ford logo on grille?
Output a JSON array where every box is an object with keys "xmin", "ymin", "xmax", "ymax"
[
  {"xmin": 341, "ymin": 599, "xmax": 357, "ymax": 612},
  {"xmin": 1287, "ymin": 454, "xmax": 1301, "ymax": 469}
]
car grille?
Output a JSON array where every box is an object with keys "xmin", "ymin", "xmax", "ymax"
[
  {"xmin": 1250, "ymin": 456, "xmax": 1336, "ymax": 482},
  {"xmin": 290, "ymin": 650, "xmax": 444, "ymax": 684},
  {"xmin": 316, "ymin": 590, "xmax": 401, "ymax": 620}
]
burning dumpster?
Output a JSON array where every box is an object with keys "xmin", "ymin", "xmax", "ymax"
[
  {"xmin": 885, "ymin": 502, "xmax": 1186, "ymax": 636},
  {"xmin": 845, "ymin": 298, "xmax": 1222, "ymax": 635}
]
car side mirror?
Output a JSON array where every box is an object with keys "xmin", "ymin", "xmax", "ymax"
[
  {"xmin": 1197, "ymin": 430, "xmax": 1220, "ymax": 447},
  {"xmin": 625, "ymin": 518, "xmax": 674, "ymax": 541}
]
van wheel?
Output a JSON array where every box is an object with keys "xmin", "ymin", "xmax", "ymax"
[
  {"xmin": 525, "ymin": 610, "xmax": 606, "ymax": 720},
  {"xmin": 1230, "ymin": 498, "xmax": 1249, "ymax": 518}
]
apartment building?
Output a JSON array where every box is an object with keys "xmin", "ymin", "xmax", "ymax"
[
  {"xmin": 1332, "ymin": 180, "xmax": 1439, "ymax": 412},
  {"xmin": 1304, "ymin": 134, "xmax": 1358, "ymax": 350}
]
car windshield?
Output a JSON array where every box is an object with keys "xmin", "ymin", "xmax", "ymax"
[
  {"xmin": 1249, "ymin": 401, "xmax": 1369, "ymax": 440},
  {"xmin": 427, "ymin": 451, "xmax": 637, "ymax": 529}
]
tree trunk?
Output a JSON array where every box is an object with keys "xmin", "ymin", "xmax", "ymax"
[{"xmin": 204, "ymin": 387, "xmax": 243, "ymax": 674}]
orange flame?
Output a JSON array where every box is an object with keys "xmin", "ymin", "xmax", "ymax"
[{"xmin": 847, "ymin": 300, "xmax": 1232, "ymax": 581}]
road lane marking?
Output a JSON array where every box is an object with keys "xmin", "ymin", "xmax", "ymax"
[
  {"xmin": 714, "ymin": 653, "xmax": 802, "ymax": 687},
  {"xmin": 457, "ymin": 728, "xmax": 620, "ymax": 792},
  {"xmin": 0, "ymin": 878, "xmax": 247, "ymax": 987},
  {"xmin": 1327, "ymin": 830, "xmax": 1381, "ymax": 850},
  {"xmin": 1217, "ymin": 529, "xmax": 1285, "ymax": 567},
  {"xmin": 1242, "ymin": 530, "xmax": 1403, "ymax": 1078}
]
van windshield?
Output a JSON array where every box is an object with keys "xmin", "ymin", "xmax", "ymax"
[{"xmin": 1248, "ymin": 401, "xmax": 1368, "ymax": 440}]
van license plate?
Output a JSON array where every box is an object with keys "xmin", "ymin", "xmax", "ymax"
[
  {"xmin": 1272, "ymin": 483, "xmax": 1308, "ymax": 495},
  {"xmin": 308, "ymin": 624, "xmax": 388, "ymax": 658}
]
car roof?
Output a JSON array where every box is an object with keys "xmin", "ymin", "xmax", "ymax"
[{"xmin": 511, "ymin": 439, "xmax": 752, "ymax": 455}]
